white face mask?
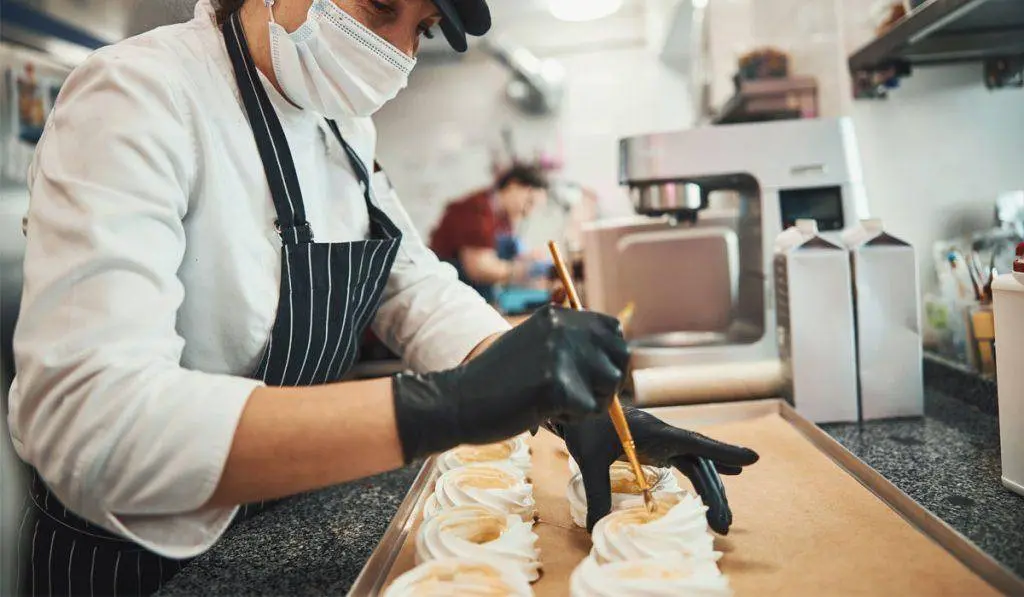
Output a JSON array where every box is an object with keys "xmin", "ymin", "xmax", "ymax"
[{"xmin": 268, "ymin": 0, "xmax": 417, "ymax": 119}]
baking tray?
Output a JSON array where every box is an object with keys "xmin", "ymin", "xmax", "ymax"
[{"xmin": 349, "ymin": 399, "xmax": 1024, "ymax": 596}]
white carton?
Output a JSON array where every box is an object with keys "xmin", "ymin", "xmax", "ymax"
[
  {"xmin": 842, "ymin": 220, "xmax": 924, "ymax": 419},
  {"xmin": 774, "ymin": 220, "xmax": 859, "ymax": 423},
  {"xmin": 992, "ymin": 273, "xmax": 1024, "ymax": 497}
]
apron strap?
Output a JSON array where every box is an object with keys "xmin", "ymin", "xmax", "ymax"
[
  {"xmin": 325, "ymin": 119, "xmax": 373, "ymax": 207},
  {"xmin": 325, "ymin": 120, "xmax": 403, "ymax": 240},
  {"xmin": 222, "ymin": 12, "xmax": 313, "ymax": 245}
]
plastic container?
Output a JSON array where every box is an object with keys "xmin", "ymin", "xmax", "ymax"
[{"xmin": 992, "ymin": 268, "xmax": 1024, "ymax": 497}]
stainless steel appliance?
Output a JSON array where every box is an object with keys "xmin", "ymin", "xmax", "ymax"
[{"xmin": 584, "ymin": 118, "xmax": 869, "ymax": 373}]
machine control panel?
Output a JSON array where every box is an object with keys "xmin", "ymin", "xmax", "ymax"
[{"xmin": 778, "ymin": 185, "xmax": 845, "ymax": 231}]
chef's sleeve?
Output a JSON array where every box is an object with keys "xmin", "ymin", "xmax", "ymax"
[
  {"xmin": 8, "ymin": 47, "xmax": 258, "ymax": 559},
  {"xmin": 369, "ymin": 173, "xmax": 511, "ymax": 372}
]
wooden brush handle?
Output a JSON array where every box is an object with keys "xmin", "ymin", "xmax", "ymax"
[{"xmin": 547, "ymin": 241, "xmax": 651, "ymax": 494}]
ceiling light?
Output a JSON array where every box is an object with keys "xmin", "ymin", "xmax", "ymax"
[{"xmin": 549, "ymin": 0, "xmax": 624, "ymax": 22}]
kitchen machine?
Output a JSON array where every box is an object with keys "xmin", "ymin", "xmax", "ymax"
[{"xmin": 583, "ymin": 118, "xmax": 869, "ymax": 409}]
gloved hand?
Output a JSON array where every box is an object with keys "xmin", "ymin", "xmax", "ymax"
[
  {"xmin": 550, "ymin": 407, "xmax": 759, "ymax": 534},
  {"xmin": 392, "ymin": 304, "xmax": 629, "ymax": 463}
]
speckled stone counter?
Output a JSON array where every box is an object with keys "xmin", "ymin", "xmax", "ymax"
[
  {"xmin": 156, "ymin": 466, "xmax": 422, "ymax": 596},
  {"xmin": 158, "ymin": 382, "xmax": 1024, "ymax": 595},
  {"xmin": 821, "ymin": 389, "xmax": 1024, "ymax": 579}
]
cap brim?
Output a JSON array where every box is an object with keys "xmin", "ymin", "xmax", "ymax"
[
  {"xmin": 458, "ymin": 0, "xmax": 492, "ymax": 36},
  {"xmin": 433, "ymin": 0, "xmax": 468, "ymax": 52}
]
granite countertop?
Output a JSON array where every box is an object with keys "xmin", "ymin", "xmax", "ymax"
[
  {"xmin": 157, "ymin": 465, "xmax": 423, "ymax": 596},
  {"xmin": 158, "ymin": 378, "xmax": 1024, "ymax": 595},
  {"xmin": 821, "ymin": 389, "xmax": 1024, "ymax": 579}
]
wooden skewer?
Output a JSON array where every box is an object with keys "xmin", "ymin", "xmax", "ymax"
[{"xmin": 548, "ymin": 241, "xmax": 656, "ymax": 514}]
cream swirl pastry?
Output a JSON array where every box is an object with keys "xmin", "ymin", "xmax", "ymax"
[
  {"xmin": 590, "ymin": 494, "xmax": 718, "ymax": 564},
  {"xmin": 569, "ymin": 555, "xmax": 731, "ymax": 597},
  {"xmin": 415, "ymin": 505, "xmax": 541, "ymax": 581},
  {"xmin": 567, "ymin": 461, "xmax": 684, "ymax": 527},
  {"xmin": 384, "ymin": 557, "xmax": 534, "ymax": 597},
  {"xmin": 425, "ymin": 463, "xmax": 537, "ymax": 523},
  {"xmin": 437, "ymin": 436, "xmax": 532, "ymax": 476}
]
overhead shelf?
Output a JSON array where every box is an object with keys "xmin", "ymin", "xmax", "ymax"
[{"xmin": 848, "ymin": 0, "xmax": 1024, "ymax": 98}]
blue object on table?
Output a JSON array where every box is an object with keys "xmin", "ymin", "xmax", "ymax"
[
  {"xmin": 496, "ymin": 233, "xmax": 523, "ymax": 260},
  {"xmin": 497, "ymin": 287, "xmax": 551, "ymax": 315},
  {"xmin": 496, "ymin": 233, "xmax": 553, "ymax": 279}
]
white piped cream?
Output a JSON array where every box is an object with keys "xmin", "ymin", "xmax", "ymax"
[
  {"xmin": 424, "ymin": 462, "xmax": 536, "ymax": 523},
  {"xmin": 415, "ymin": 505, "xmax": 541, "ymax": 582},
  {"xmin": 569, "ymin": 555, "xmax": 730, "ymax": 597},
  {"xmin": 590, "ymin": 494, "xmax": 719, "ymax": 564},
  {"xmin": 438, "ymin": 436, "xmax": 532, "ymax": 477},
  {"xmin": 384, "ymin": 557, "xmax": 533, "ymax": 597},
  {"xmin": 567, "ymin": 461, "xmax": 684, "ymax": 528}
]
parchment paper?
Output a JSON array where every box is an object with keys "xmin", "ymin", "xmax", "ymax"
[{"xmin": 381, "ymin": 413, "xmax": 997, "ymax": 596}]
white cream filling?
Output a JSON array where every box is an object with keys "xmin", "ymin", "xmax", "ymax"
[
  {"xmin": 570, "ymin": 554, "xmax": 731, "ymax": 597},
  {"xmin": 415, "ymin": 505, "xmax": 541, "ymax": 582},
  {"xmin": 437, "ymin": 435, "xmax": 532, "ymax": 477},
  {"xmin": 425, "ymin": 462, "xmax": 536, "ymax": 523},
  {"xmin": 567, "ymin": 461, "xmax": 685, "ymax": 528},
  {"xmin": 384, "ymin": 556, "xmax": 534, "ymax": 597},
  {"xmin": 590, "ymin": 494, "xmax": 719, "ymax": 565}
]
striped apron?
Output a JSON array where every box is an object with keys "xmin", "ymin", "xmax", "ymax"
[{"xmin": 18, "ymin": 11, "xmax": 402, "ymax": 596}]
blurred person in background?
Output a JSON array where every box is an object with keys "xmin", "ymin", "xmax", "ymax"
[{"xmin": 429, "ymin": 163, "xmax": 553, "ymax": 302}]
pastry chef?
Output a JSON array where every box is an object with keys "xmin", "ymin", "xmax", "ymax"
[{"xmin": 9, "ymin": 0, "xmax": 759, "ymax": 595}]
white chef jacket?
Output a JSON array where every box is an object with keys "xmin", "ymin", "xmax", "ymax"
[{"xmin": 8, "ymin": 0, "xmax": 509, "ymax": 559}]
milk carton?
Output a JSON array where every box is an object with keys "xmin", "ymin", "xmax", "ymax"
[
  {"xmin": 774, "ymin": 220, "xmax": 859, "ymax": 423},
  {"xmin": 842, "ymin": 219, "xmax": 924, "ymax": 419}
]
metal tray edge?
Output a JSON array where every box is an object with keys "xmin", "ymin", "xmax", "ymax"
[{"xmin": 348, "ymin": 456, "xmax": 438, "ymax": 597}]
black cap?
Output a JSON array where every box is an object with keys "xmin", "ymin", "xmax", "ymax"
[{"xmin": 432, "ymin": 0, "xmax": 491, "ymax": 52}]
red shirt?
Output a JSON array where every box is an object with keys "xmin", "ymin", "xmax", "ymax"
[{"xmin": 429, "ymin": 189, "xmax": 510, "ymax": 259}]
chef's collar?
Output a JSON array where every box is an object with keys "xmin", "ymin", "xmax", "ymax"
[{"xmin": 194, "ymin": 0, "xmax": 215, "ymax": 24}]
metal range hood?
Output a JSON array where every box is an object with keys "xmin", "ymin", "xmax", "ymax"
[
  {"xmin": 651, "ymin": 0, "xmax": 710, "ymax": 124},
  {"xmin": 482, "ymin": 37, "xmax": 565, "ymax": 116}
]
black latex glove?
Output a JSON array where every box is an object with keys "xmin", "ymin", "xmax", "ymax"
[
  {"xmin": 392, "ymin": 304, "xmax": 629, "ymax": 463},
  {"xmin": 551, "ymin": 407, "xmax": 759, "ymax": 534}
]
